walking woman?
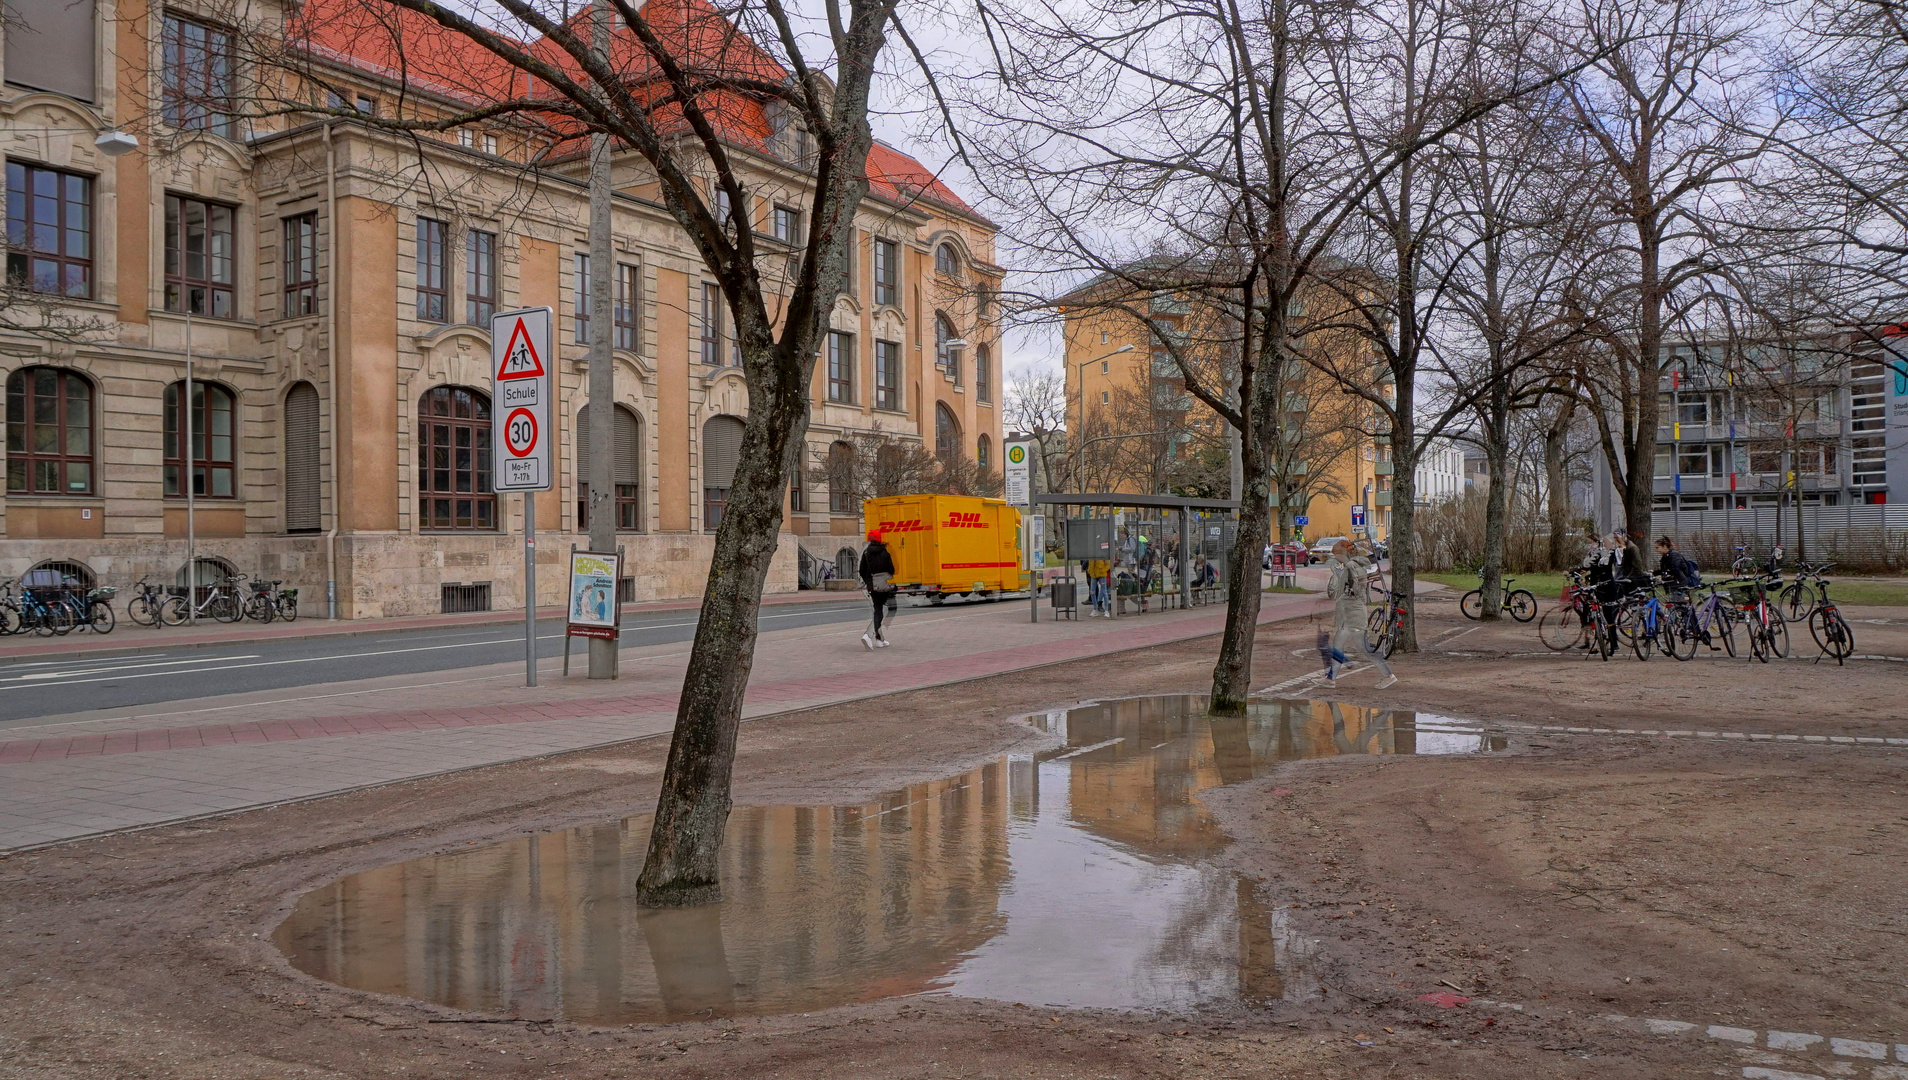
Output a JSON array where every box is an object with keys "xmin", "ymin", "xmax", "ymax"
[
  {"xmin": 859, "ymin": 529, "xmax": 897, "ymax": 649},
  {"xmin": 1322, "ymin": 538, "xmax": 1396, "ymax": 688}
]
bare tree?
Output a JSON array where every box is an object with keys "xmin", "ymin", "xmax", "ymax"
[
  {"xmin": 1003, "ymin": 363, "xmax": 1071, "ymax": 493},
  {"xmin": 197, "ymin": 0, "xmax": 909, "ymax": 906}
]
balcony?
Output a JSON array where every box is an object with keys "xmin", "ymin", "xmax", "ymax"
[
  {"xmin": 1372, "ymin": 461, "xmax": 1394, "ymax": 475},
  {"xmin": 1374, "ymin": 492, "xmax": 1392, "ymax": 507}
]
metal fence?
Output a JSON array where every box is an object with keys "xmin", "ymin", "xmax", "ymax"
[{"xmin": 1653, "ymin": 504, "xmax": 1908, "ymax": 570}]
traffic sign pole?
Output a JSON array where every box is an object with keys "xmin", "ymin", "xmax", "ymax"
[{"xmin": 492, "ymin": 307, "xmax": 555, "ymax": 688}]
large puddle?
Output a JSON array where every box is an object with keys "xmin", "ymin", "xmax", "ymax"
[{"xmin": 274, "ymin": 696, "xmax": 1502, "ymax": 1023}]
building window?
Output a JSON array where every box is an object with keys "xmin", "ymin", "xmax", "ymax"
[
  {"xmin": 417, "ymin": 386, "xmax": 495, "ymax": 530},
  {"xmin": 164, "ymin": 194, "xmax": 235, "ymax": 317},
  {"xmin": 284, "ymin": 381, "xmax": 321, "ymax": 532},
  {"xmin": 827, "ymin": 441, "xmax": 856, "ymax": 513},
  {"xmin": 283, "ymin": 213, "xmax": 318, "ymax": 317},
  {"xmin": 483, "ymin": 134, "xmax": 499, "ymax": 155},
  {"xmin": 573, "ymin": 252, "xmax": 590, "ymax": 343},
  {"xmin": 702, "ymin": 414, "xmax": 744, "ymax": 530},
  {"xmin": 576, "ymin": 403, "xmax": 644, "ymax": 531},
  {"xmin": 5, "ymin": 163, "xmax": 92, "ymax": 298},
  {"xmin": 935, "ymin": 241, "xmax": 960, "ymax": 277},
  {"xmin": 466, "ymin": 229, "xmax": 497, "ymax": 325},
  {"xmin": 5, "ymin": 366, "xmax": 92, "ymax": 494},
  {"xmin": 772, "ymin": 205, "xmax": 802, "ymax": 244},
  {"xmin": 935, "ymin": 403, "xmax": 960, "ymax": 459},
  {"xmin": 163, "ymin": 380, "xmax": 237, "ymax": 497},
  {"xmin": 873, "ymin": 238, "xmax": 898, "ymax": 307},
  {"xmin": 162, "ymin": 15, "xmax": 235, "ymax": 138},
  {"xmin": 827, "ymin": 331, "xmax": 855, "ymax": 404},
  {"xmin": 412, "ymin": 217, "xmax": 447, "ymax": 322},
  {"xmin": 789, "ymin": 471, "xmax": 805, "ymax": 512},
  {"xmin": 875, "ymin": 340, "xmax": 900, "ymax": 411},
  {"xmin": 977, "ymin": 434, "xmax": 991, "ymax": 471},
  {"xmin": 935, "ymin": 313, "xmax": 962, "ymax": 385},
  {"xmin": 976, "ymin": 344, "xmax": 991, "ymax": 403},
  {"xmin": 700, "ymin": 283, "xmax": 720, "ymax": 364},
  {"xmin": 714, "ymin": 185, "xmax": 737, "ymax": 234},
  {"xmin": 615, "ymin": 262, "xmax": 640, "ymax": 351}
]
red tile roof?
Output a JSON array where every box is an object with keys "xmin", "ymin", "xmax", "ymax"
[{"xmin": 292, "ymin": 0, "xmax": 975, "ymax": 219}]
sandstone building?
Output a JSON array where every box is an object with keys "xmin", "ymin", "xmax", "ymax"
[{"xmin": 0, "ymin": 0, "xmax": 1002, "ymax": 616}]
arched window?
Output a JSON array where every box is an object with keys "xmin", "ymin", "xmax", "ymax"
[
  {"xmin": 935, "ymin": 242, "xmax": 961, "ymax": 277},
  {"xmin": 164, "ymin": 380, "xmax": 237, "ymax": 497},
  {"xmin": 284, "ymin": 382, "xmax": 321, "ymax": 533},
  {"xmin": 6, "ymin": 366, "xmax": 92, "ymax": 494},
  {"xmin": 23, "ymin": 559, "xmax": 93, "ymax": 590},
  {"xmin": 176, "ymin": 555, "xmax": 236, "ymax": 604},
  {"xmin": 828, "ymin": 440, "xmax": 856, "ymax": 514},
  {"xmin": 416, "ymin": 386, "xmax": 495, "ymax": 530},
  {"xmin": 576, "ymin": 403, "xmax": 644, "ymax": 531},
  {"xmin": 702, "ymin": 414, "xmax": 745, "ymax": 530},
  {"xmin": 935, "ymin": 313, "xmax": 962, "ymax": 386},
  {"xmin": 835, "ymin": 546, "xmax": 859, "ymax": 580},
  {"xmin": 976, "ymin": 434, "xmax": 991, "ymax": 471},
  {"xmin": 975, "ymin": 344, "xmax": 991, "ymax": 403},
  {"xmin": 935, "ymin": 402, "xmax": 961, "ymax": 459}
]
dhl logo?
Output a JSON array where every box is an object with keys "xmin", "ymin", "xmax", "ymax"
[
  {"xmin": 875, "ymin": 518, "xmax": 928, "ymax": 533},
  {"xmin": 943, "ymin": 512, "xmax": 990, "ymax": 529}
]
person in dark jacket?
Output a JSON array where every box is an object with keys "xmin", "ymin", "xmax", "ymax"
[{"xmin": 858, "ymin": 529, "xmax": 897, "ymax": 649}]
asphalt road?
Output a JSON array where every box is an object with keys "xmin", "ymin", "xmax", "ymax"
[{"xmin": 0, "ymin": 598, "xmax": 890, "ymax": 727}]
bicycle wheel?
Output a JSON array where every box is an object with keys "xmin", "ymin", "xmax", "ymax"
[
  {"xmin": 87, "ymin": 601, "xmax": 114, "ymax": 634},
  {"xmin": 159, "ymin": 595, "xmax": 188, "ymax": 627},
  {"xmin": 1809, "ymin": 608, "xmax": 1854, "ymax": 661},
  {"xmin": 1537, "ymin": 606, "xmax": 1585, "ymax": 651},
  {"xmin": 1766, "ymin": 610, "xmax": 1789, "ymax": 659},
  {"xmin": 243, "ymin": 593, "xmax": 275, "ymax": 623},
  {"xmin": 276, "ymin": 594, "xmax": 298, "ymax": 622},
  {"xmin": 1459, "ymin": 589, "xmax": 1484, "ymax": 620},
  {"xmin": 1716, "ymin": 608, "xmax": 1738, "ymax": 658},
  {"xmin": 1366, "ymin": 605, "xmax": 1388, "ymax": 652},
  {"xmin": 127, "ymin": 595, "xmax": 155, "ymax": 627},
  {"xmin": 1665, "ymin": 607, "xmax": 1697, "ymax": 661},
  {"xmin": 0, "ymin": 601, "xmax": 20, "ymax": 635},
  {"xmin": 1632, "ymin": 613, "xmax": 1655, "ymax": 661},
  {"xmin": 1507, "ymin": 590, "xmax": 1537, "ymax": 623},
  {"xmin": 1779, "ymin": 581, "xmax": 1816, "ymax": 622},
  {"xmin": 1612, "ymin": 604, "xmax": 1640, "ymax": 647},
  {"xmin": 46, "ymin": 602, "xmax": 76, "ymax": 636},
  {"xmin": 1592, "ymin": 608, "xmax": 1614, "ymax": 660},
  {"xmin": 212, "ymin": 593, "xmax": 243, "ymax": 624}
]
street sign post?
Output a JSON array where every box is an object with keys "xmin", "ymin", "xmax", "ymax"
[
  {"xmin": 1294, "ymin": 515, "xmax": 1308, "ymax": 526},
  {"xmin": 1350, "ymin": 504, "xmax": 1366, "ymax": 527},
  {"xmin": 1004, "ymin": 440, "xmax": 1038, "ymax": 622},
  {"xmin": 492, "ymin": 307, "xmax": 554, "ymax": 687}
]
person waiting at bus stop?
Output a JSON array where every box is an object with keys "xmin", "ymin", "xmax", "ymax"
[{"xmin": 1083, "ymin": 555, "xmax": 1111, "ymax": 617}]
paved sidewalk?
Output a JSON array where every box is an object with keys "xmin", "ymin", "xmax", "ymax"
[{"xmin": 0, "ymin": 588, "xmax": 1336, "ymax": 852}]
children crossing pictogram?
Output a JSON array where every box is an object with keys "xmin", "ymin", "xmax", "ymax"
[{"xmin": 496, "ymin": 316, "xmax": 547, "ymax": 380}]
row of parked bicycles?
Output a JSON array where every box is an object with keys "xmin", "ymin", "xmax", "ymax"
[
  {"xmin": 1533, "ymin": 557, "xmax": 1855, "ymax": 664},
  {"xmin": 0, "ymin": 572, "xmax": 298, "ymax": 636}
]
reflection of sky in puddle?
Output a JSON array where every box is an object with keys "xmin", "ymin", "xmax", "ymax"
[{"xmin": 274, "ymin": 696, "xmax": 1497, "ymax": 1023}]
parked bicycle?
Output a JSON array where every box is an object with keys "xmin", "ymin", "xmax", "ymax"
[
  {"xmin": 1779, "ymin": 562, "xmax": 1832, "ymax": 622},
  {"xmin": 126, "ymin": 577, "xmax": 188, "ymax": 627},
  {"xmin": 1727, "ymin": 573, "xmax": 1789, "ymax": 664},
  {"xmin": 1364, "ymin": 587, "xmax": 1409, "ymax": 659},
  {"xmin": 181, "ymin": 575, "xmax": 246, "ymax": 624},
  {"xmin": 4, "ymin": 580, "xmax": 76, "ymax": 636},
  {"xmin": 1783, "ymin": 565, "xmax": 1855, "ymax": 665},
  {"xmin": 1458, "ymin": 570, "xmax": 1537, "ymax": 623}
]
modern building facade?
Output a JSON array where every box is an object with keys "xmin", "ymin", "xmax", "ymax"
[{"xmin": 0, "ymin": 0, "xmax": 1002, "ymax": 616}]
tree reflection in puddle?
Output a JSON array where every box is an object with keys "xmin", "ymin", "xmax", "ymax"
[{"xmin": 274, "ymin": 696, "xmax": 1497, "ymax": 1023}]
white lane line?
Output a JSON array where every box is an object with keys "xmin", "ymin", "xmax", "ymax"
[
  {"xmin": 1052, "ymin": 737, "xmax": 1125, "ymax": 759},
  {"xmin": 2, "ymin": 655, "xmax": 261, "ymax": 683},
  {"xmin": 0, "ymin": 638, "xmax": 526, "ymax": 691}
]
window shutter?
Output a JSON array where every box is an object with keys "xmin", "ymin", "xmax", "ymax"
[
  {"xmin": 615, "ymin": 406, "xmax": 641, "ymax": 485},
  {"xmin": 702, "ymin": 415, "xmax": 744, "ymax": 489},
  {"xmin": 284, "ymin": 382, "xmax": 321, "ymax": 532}
]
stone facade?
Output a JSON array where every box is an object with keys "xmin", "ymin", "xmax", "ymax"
[{"xmin": 0, "ymin": 0, "xmax": 1001, "ymax": 615}]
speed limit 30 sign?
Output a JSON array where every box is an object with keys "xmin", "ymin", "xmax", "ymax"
[{"xmin": 491, "ymin": 307, "xmax": 553, "ymax": 491}]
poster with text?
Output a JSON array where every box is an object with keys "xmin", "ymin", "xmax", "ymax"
[{"xmin": 567, "ymin": 551, "xmax": 621, "ymax": 640}]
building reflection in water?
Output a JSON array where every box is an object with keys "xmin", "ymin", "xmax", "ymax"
[{"xmin": 274, "ymin": 696, "xmax": 1494, "ymax": 1022}]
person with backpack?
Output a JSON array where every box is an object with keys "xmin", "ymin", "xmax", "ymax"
[
  {"xmin": 1655, "ymin": 536, "xmax": 1702, "ymax": 592},
  {"xmin": 859, "ymin": 529, "xmax": 897, "ymax": 649}
]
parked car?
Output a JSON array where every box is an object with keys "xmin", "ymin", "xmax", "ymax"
[{"xmin": 1307, "ymin": 536, "xmax": 1348, "ymax": 564}]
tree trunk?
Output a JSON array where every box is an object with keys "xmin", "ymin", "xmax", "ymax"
[
  {"xmin": 1209, "ymin": 446, "xmax": 1270, "ymax": 715},
  {"xmin": 1479, "ymin": 425, "xmax": 1511, "ymax": 618},
  {"xmin": 1544, "ymin": 397, "xmax": 1575, "ymax": 569},
  {"xmin": 633, "ymin": 351, "xmax": 809, "ymax": 907}
]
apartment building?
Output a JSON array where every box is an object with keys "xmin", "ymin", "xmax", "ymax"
[
  {"xmin": 1057, "ymin": 271, "xmax": 1393, "ymax": 541},
  {"xmin": 0, "ymin": 0, "xmax": 1002, "ymax": 616}
]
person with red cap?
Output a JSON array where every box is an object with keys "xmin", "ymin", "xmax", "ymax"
[{"xmin": 858, "ymin": 528, "xmax": 897, "ymax": 649}]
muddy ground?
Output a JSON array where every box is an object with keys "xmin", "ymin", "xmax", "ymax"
[{"xmin": 1, "ymin": 595, "xmax": 1904, "ymax": 1079}]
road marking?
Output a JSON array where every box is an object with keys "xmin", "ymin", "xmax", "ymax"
[
  {"xmin": 1052, "ymin": 737, "xmax": 1124, "ymax": 759},
  {"xmin": 2, "ymin": 655, "xmax": 261, "ymax": 683}
]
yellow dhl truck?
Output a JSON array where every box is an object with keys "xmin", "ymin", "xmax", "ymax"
[{"xmin": 862, "ymin": 494, "xmax": 1027, "ymax": 603}]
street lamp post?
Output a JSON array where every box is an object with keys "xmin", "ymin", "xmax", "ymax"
[{"xmin": 1073, "ymin": 345, "xmax": 1135, "ymax": 492}]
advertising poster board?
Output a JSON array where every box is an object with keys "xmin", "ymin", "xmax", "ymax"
[{"xmin": 567, "ymin": 550, "xmax": 621, "ymax": 641}]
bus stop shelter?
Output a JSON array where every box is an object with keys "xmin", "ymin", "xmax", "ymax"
[{"xmin": 1034, "ymin": 493, "xmax": 1240, "ymax": 617}]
